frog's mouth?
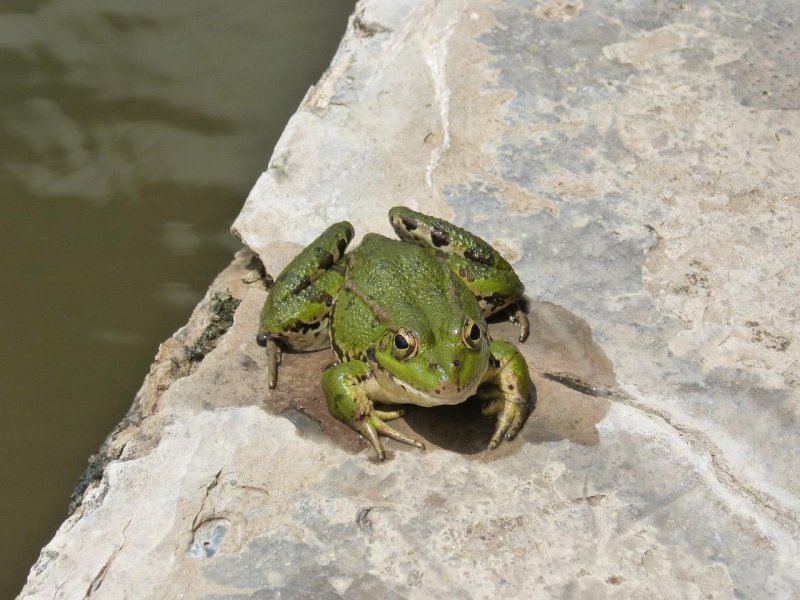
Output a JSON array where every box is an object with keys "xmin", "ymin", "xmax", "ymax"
[{"xmin": 380, "ymin": 370, "xmax": 483, "ymax": 408}]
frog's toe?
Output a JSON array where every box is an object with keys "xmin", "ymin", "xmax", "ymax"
[
  {"xmin": 511, "ymin": 306, "xmax": 530, "ymax": 343},
  {"xmin": 354, "ymin": 415, "xmax": 425, "ymax": 461},
  {"xmin": 356, "ymin": 420, "xmax": 387, "ymax": 462},
  {"xmin": 485, "ymin": 397, "xmax": 528, "ymax": 450},
  {"xmin": 504, "ymin": 401, "xmax": 528, "ymax": 440},
  {"xmin": 373, "ymin": 407, "xmax": 406, "ymax": 421},
  {"xmin": 264, "ymin": 337, "xmax": 282, "ymax": 389},
  {"xmin": 368, "ymin": 414, "xmax": 426, "ymax": 451}
]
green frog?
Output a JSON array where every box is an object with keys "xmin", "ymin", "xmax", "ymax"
[{"xmin": 256, "ymin": 207, "xmax": 532, "ymax": 461}]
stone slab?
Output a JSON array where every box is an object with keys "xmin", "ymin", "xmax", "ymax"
[{"xmin": 21, "ymin": 0, "xmax": 800, "ymax": 598}]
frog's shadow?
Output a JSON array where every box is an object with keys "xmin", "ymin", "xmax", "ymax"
[
  {"xmin": 400, "ymin": 385, "xmax": 538, "ymax": 455},
  {"xmin": 268, "ymin": 300, "xmax": 615, "ymax": 458}
]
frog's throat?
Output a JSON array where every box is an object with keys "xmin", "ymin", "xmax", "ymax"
[{"xmin": 368, "ymin": 367, "xmax": 484, "ymax": 408}]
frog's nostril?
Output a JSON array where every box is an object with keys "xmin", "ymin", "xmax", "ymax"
[
  {"xmin": 429, "ymin": 362, "xmax": 439, "ymax": 370},
  {"xmin": 256, "ymin": 332, "xmax": 269, "ymax": 347},
  {"xmin": 453, "ymin": 359, "xmax": 462, "ymax": 367}
]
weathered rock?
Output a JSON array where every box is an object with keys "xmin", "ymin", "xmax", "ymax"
[{"xmin": 20, "ymin": 0, "xmax": 800, "ymax": 598}]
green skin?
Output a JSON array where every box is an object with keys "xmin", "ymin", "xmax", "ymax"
[{"xmin": 257, "ymin": 207, "xmax": 532, "ymax": 461}]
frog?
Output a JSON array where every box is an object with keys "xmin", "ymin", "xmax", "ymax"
[{"xmin": 255, "ymin": 207, "xmax": 532, "ymax": 461}]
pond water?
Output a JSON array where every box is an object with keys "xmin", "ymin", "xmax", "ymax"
[{"xmin": 0, "ymin": 1, "xmax": 354, "ymax": 595}]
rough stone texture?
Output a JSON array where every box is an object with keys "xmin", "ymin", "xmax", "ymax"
[{"xmin": 21, "ymin": 0, "xmax": 800, "ymax": 598}]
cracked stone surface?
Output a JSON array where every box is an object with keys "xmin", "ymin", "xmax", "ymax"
[{"xmin": 20, "ymin": 1, "xmax": 800, "ymax": 598}]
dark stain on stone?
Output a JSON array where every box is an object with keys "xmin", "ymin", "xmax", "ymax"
[
  {"xmin": 238, "ymin": 353, "xmax": 259, "ymax": 371},
  {"xmin": 187, "ymin": 291, "xmax": 242, "ymax": 362},
  {"xmin": 424, "ymin": 491, "xmax": 447, "ymax": 508},
  {"xmin": 281, "ymin": 407, "xmax": 323, "ymax": 435},
  {"xmin": 356, "ymin": 507, "xmax": 373, "ymax": 530},
  {"xmin": 746, "ymin": 320, "xmax": 791, "ymax": 351}
]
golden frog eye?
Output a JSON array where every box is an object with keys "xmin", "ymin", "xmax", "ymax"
[
  {"xmin": 392, "ymin": 328, "xmax": 418, "ymax": 360},
  {"xmin": 463, "ymin": 318, "xmax": 482, "ymax": 348}
]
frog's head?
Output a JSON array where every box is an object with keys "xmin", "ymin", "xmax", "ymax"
[{"xmin": 371, "ymin": 316, "xmax": 490, "ymax": 403}]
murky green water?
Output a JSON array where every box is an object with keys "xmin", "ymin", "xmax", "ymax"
[{"xmin": 0, "ymin": 1, "xmax": 354, "ymax": 595}]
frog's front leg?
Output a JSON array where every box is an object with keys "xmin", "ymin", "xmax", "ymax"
[
  {"xmin": 322, "ymin": 361, "xmax": 426, "ymax": 461},
  {"xmin": 479, "ymin": 340, "xmax": 532, "ymax": 449},
  {"xmin": 389, "ymin": 206, "xmax": 529, "ymax": 341},
  {"xmin": 256, "ymin": 221, "xmax": 353, "ymax": 388}
]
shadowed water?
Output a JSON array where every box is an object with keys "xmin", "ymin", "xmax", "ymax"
[{"xmin": 0, "ymin": 1, "xmax": 354, "ymax": 596}]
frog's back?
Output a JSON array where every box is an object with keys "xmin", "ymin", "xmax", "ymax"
[
  {"xmin": 355, "ymin": 234, "xmax": 452, "ymax": 304},
  {"xmin": 332, "ymin": 234, "xmax": 481, "ymax": 353}
]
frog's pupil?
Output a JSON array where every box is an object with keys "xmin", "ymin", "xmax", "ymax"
[
  {"xmin": 469, "ymin": 323, "xmax": 480, "ymax": 341},
  {"xmin": 394, "ymin": 334, "xmax": 409, "ymax": 349}
]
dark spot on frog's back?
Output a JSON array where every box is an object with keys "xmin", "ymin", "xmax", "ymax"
[
  {"xmin": 430, "ymin": 228, "xmax": 451, "ymax": 247},
  {"xmin": 291, "ymin": 275, "xmax": 312, "ymax": 295},
  {"xmin": 337, "ymin": 237, "xmax": 348, "ymax": 256},
  {"xmin": 401, "ymin": 215, "xmax": 418, "ymax": 230},
  {"xmin": 464, "ymin": 246, "xmax": 494, "ymax": 266},
  {"xmin": 318, "ymin": 251, "xmax": 334, "ymax": 270},
  {"xmin": 458, "ymin": 266, "xmax": 475, "ymax": 282},
  {"xmin": 288, "ymin": 320, "xmax": 321, "ymax": 334}
]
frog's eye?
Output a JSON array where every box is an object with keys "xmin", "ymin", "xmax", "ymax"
[
  {"xmin": 392, "ymin": 328, "xmax": 418, "ymax": 360},
  {"xmin": 463, "ymin": 319, "xmax": 482, "ymax": 348}
]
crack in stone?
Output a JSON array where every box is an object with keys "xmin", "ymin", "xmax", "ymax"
[
  {"xmin": 192, "ymin": 468, "xmax": 224, "ymax": 532},
  {"xmin": 544, "ymin": 371, "xmax": 800, "ymax": 539},
  {"xmin": 84, "ymin": 518, "xmax": 132, "ymax": 599},
  {"xmin": 353, "ymin": 7, "xmax": 391, "ymax": 38}
]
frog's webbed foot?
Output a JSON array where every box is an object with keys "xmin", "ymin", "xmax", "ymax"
[
  {"xmin": 359, "ymin": 411, "xmax": 426, "ymax": 462},
  {"xmin": 323, "ymin": 361, "xmax": 425, "ymax": 461},
  {"xmin": 482, "ymin": 340, "xmax": 532, "ymax": 449}
]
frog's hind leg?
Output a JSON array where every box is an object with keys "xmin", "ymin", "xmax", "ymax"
[
  {"xmin": 446, "ymin": 255, "xmax": 529, "ymax": 342},
  {"xmin": 389, "ymin": 206, "xmax": 529, "ymax": 341},
  {"xmin": 257, "ymin": 221, "xmax": 354, "ymax": 388}
]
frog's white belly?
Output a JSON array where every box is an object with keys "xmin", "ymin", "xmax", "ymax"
[{"xmin": 366, "ymin": 367, "xmax": 482, "ymax": 408}]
